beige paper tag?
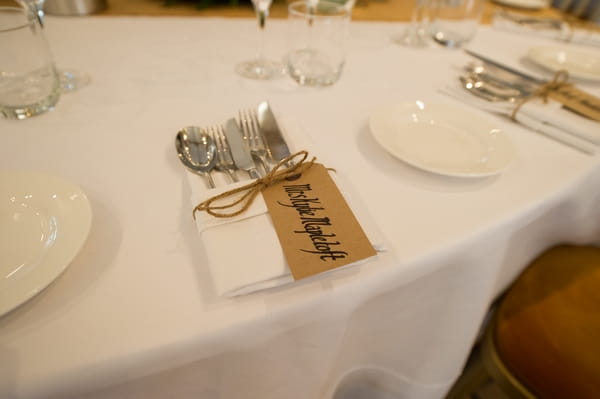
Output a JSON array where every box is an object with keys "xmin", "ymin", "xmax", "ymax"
[
  {"xmin": 549, "ymin": 85, "xmax": 600, "ymax": 122},
  {"xmin": 261, "ymin": 163, "xmax": 377, "ymax": 280}
]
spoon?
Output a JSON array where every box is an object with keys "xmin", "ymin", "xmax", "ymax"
[
  {"xmin": 459, "ymin": 75, "xmax": 522, "ymax": 103},
  {"xmin": 175, "ymin": 126, "xmax": 217, "ymax": 188}
]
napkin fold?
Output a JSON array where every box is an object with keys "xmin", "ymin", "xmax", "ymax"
[
  {"xmin": 492, "ymin": 11, "xmax": 600, "ymax": 48},
  {"xmin": 441, "ymin": 83, "xmax": 600, "ymax": 154},
  {"xmin": 187, "ymin": 118, "xmax": 385, "ymax": 297}
]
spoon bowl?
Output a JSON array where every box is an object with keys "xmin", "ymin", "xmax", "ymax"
[
  {"xmin": 175, "ymin": 126, "xmax": 217, "ymax": 188},
  {"xmin": 460, "ymin": 75, "xmax": 521, "ymax": 103}
]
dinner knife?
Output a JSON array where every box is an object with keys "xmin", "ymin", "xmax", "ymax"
[
  {"xmin": 256, "ymin": 101, "xmax": 292, "ymax": 163},
  {"xmin": 464, "ymin": 49, "xmax": 544, "ymax": 85},
  {"xmin": 224, "ymin": 118, "xmax": 260, "ymax": 179}
]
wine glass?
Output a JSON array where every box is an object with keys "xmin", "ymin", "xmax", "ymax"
[
  {"xmin": 235, "ymin": 0, "xmax": 283, "ymax": 80},
  {"xmin": 393, "ymin": 0, "xmax": 432, "ymax": 47},
  {"xmin": 21, "ymin": 0, "xmax": 90, "ymax": 92}
]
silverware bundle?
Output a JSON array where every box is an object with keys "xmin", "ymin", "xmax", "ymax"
[
  {"xmin": 175, "ymin": 101, "xmax": 292, "ymax": 188},
  {"xmin": 441, "ymin": 50, "xmax": 600, "ymax": 155}
]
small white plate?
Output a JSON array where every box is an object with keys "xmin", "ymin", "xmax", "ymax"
[
  {"xmin": 492, "ymin": 0, "xmax": 549, "ymax": 10},
  {"xmin": 369, "ymin": 101, "xmax": 515, "ymax": 178},
  {"xmin": 527, "ymin": 46, "xmax": 600, "ymax": 82},
  {"xmin": 0, "ymin": 171, "xmax": 92, "ymax": 317}
]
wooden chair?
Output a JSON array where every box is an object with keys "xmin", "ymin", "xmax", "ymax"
[{"xmin": 446, "ymin": 245, "xmax": 600, "ymax": 399}]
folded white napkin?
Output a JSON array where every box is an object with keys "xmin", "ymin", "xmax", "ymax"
[
  {"xmin": 441, "ymin": 83, "xmax": 600, "ymax": 154},
  {"xmin": 492, "ymin": 12, "xmax": 600, "ymax": 48},
  {"xmin": 187, "ymin": 119, "xmax": 385, "ymax": 297}
]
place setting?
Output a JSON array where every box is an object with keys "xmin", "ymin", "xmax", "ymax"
[
  {"xmin": 491, "ymin": 9, "xmax": 600, "ymax": 47},
  {"xmin": 174, "ymin": 101, "xmax": 385, "ymax": 296},
  {"xmin": 438, "ymin": 48, "xmax": 600, "ymax": 155}
]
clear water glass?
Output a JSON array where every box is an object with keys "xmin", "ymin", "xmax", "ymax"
[
  {"xmin": 285, "ymin": 0, "xmax": 350, "ymax": 87},
  {"xmin": 0, "ymin": 5, "xmax": 60, "ymax": 119}
]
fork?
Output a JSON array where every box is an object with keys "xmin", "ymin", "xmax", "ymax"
[
  {"xmin": 209, "ymin": 125, "xmax": 239, "ymax": 183},
  {"xmin": 238, "ymin": 109, "xmax": 270, "ymax": 174}
]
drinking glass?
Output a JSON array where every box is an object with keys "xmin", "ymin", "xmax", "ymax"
[
  {"xmin": 394, "ymin": 0, "xmax": 432, "ymax": 47},
  {"xmin": 235, "ymin": 0, "xmax": 283, "ymax": 80},
  {"xmin": 285, "ymin": 0, "xmax": 350, "ymax": 86},
  {"xmin": 0, "ymin": 3, "xmax": 60, "ymax": 119},
  {"xmin": 20, "ymin": 0, "xmax": 90, "ymax": 92},
  {"xmin": 430, "ymin": 0, "xmax": 484, "ymax": 48}
]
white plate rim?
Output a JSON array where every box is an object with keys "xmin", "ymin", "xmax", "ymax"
[
  {"xmin": 491, "ymin": 0, "xmax": 549, "ymax": 10},
  {"xmin": 369, "ymin": 101, "xmax": 515, "ymax": 178},
  {"xmin": 526, "ymin": 46, "xmax": 600, "ymax": 82},
  {"xmin": 0, "ymin": 171, "xmax": 92, "ymax": 317}
]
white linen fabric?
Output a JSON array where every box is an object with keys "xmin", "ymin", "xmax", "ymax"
[{"xmin": 2, "ymin": 16, "xmax": 600, "ymax": 399}]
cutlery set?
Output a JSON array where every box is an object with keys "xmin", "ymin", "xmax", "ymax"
[
  {"xmin": 175, "ymin": 101, "xmax": 289, "ymax": 187},
  {"xmin": 441, "ymin": 50, "xmax": 600, "ymax": 154}
]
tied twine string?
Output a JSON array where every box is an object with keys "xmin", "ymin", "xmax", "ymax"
[
  {"xmin": 193, "ymin": 150, "xmax": 316, "ymax": 219},
  {"xmin": 511, "ymin": 69, "xmax": 570, "ymax": 121}
]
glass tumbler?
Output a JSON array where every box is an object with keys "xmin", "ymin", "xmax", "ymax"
[
  {"xmin": 286, "ymin": 0, "xmax": 351, "ymax": 87},
  {"xmin": 0, "ymin": 4, "xmax": 60, "ymax": 119},
  {"xmin": 430, "ymin": 0, "xmax": 484, "ymax": 48}
]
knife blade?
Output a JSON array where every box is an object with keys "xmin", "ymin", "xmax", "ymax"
[
  {"xmin": 224, "ymin": 118, "xmax": 260, "ymax": 179},
  {"xmin": 464, "ymin": 49, "xmax": 544, "ymax": 85},
  {"xmin": 256, "ymin": 101, "xmax": 291, "ymax": 162}
]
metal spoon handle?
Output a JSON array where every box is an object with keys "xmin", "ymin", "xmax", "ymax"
[{"xmin": 206, "ymin": 172, "xmax": 216, "ymax": 188}]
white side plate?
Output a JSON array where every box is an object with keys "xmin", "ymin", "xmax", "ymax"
[
  {"xmin": 527, "ymin": 46, "xmax": 600, "ymax": 82},
  {"xmin": 0, "ymin": 171, "xmax": 92, "ymax": 317},
  {"xmin": 369, "ymin": 101, "xmax": 515, "ymax": 178},
  {"xmin": 492, "ymin": 0, "xmax": 549, "ymax": 10}
]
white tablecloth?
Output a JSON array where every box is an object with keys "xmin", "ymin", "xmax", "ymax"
[{"xmin": 1, "ymin": 15, "xmax": 600, "ymax": 399}]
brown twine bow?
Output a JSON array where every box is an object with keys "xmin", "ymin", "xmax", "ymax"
[
  {"xmin": 511, "ymin": 69, "xmax": 570, "ymax": 121},
  {"xmin": 193, "ymin": 150, "xmax": 316, "ymax": 219}
]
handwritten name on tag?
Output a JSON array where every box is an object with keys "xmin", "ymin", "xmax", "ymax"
[
  {"xmin": 262, "ymin": 163, "xmax": 376, "ymax": 280},
  {"xmin": 550, "ymin": 86, "xmax": 600, "ymax": 122}
]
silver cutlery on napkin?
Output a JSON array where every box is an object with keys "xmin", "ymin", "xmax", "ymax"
[
  {"xmin": 460, "ymin": 62, "xmax": 600, "ymax": 146},
  {"xmin": 209, "ymin": 125, "xmax": 239, "ymax": 183},
  {"xmin": 224, "ymin": 118, "xmax": 261, "ymax": 179},
  {"xmin": 175, "ymin": 126, "xmax": 218, "ymax": 188},
  {"xmin": 441, "ymin": 84, "xmax": 598, "ymax": 155},
  {"xmin": 256, "ymin": 101, "xmax": 293, "ymax": 166},
  {"xmin": 238, "ymin": 108, "xmax": 271, "ymax": 174}
]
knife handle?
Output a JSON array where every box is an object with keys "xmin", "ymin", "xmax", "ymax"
[{"xmin": 248, "ymin": 168, "xmax": 261, "ymax": 179}]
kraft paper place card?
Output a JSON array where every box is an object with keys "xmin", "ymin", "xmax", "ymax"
[
  {"xmin": 261, "ymin": 163, "xmax": 377, "ymax": 280},
  {"xmin": 549, "ymin": 85, "xmax": 600, "ymax": 122}
]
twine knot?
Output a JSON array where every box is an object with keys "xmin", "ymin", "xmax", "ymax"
[
  {"xmin": 511, "ymin": 69, "xmax": 570, "ymax": 121},
  {"xmin": 193, "ymin": 150, "xmax": 316, "ymax": 219}
]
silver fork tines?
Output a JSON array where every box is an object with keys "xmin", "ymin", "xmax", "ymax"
[
  {"xmin": 238, "ymin": 109, "xmax": 270, "ymax": 173},
  {"xmin": 209, "ymin": 125, "xmax": 239, "ymax": 183}
]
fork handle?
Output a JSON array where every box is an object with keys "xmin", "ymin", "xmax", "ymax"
[
  {"xmin": 256, "ymin": 154, "xmax": 271, "ymax": 174},
  {"xmin": 226, "ymin": 170, "xmax": 239, "ymax": 183}
]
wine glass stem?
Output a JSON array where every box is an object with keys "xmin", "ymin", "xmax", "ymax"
[
  {"xmin": 256, "ymin": 8, "xmax": 268, "ymax": 61},
  {"xmin": 411, "ymin": 0, "xmax": 429, "ymax": 36}
]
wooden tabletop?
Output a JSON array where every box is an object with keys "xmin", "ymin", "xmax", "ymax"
[{"xmin": 98, "ymin": 0, "xmax": 565, "ymax": 22}]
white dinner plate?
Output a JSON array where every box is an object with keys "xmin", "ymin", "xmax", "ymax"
[
  {"xmin": 527, "ymin": 46, "xmax": 600, "ymax": 82},
  {"xmin": 0, "ymin": 171, "xmax": 92, "ymax": 317},
  {"xmin": 369, "ymin": 101, "xmax": 515, "ymax": 178},
  {"xmin": 491, "ymin": 0, "xmax": 549, "ymax": 10}
]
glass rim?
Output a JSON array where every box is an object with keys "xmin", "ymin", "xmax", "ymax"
[
  {"xmin": 0, "ymin": 6, "xmax": 34, "ymax": 33},
  {"xmin": 288, "ymin": 1, "xmax": 350, "ymax": 18}
]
